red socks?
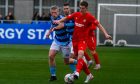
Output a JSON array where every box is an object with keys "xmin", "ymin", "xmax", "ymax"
[
  {"xmin": 84, "ymin": 52, "xmax": 91, "ymax": 61},
  {"xmin": 76, "ymin": 58, "xmax": 90, "ymax": 75},
  {"xmin": 93, "ymin": 52, "xmax": 100, "ymax": 64}
]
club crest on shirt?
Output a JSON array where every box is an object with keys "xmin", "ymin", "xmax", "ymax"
[
  {"xmin": 68, "ymin": 15, "xmax": 71, "ymax": 17},
  {"xmin": 83, "ymin": 19, "xmax": 86, "ymax": 22}
]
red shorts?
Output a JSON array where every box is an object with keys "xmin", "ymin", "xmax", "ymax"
[
  {"xmin": 86, "ymin": 36, "xmax": 96, "ymax": 51},
  {"xmin": 72, "ymin": 40, "xmax": 87, "ymax": 57}
]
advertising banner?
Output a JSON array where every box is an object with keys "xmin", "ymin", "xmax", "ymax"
[{"xmin": 0, "ymin": 22, "xmax": 53, "ymax": 44}]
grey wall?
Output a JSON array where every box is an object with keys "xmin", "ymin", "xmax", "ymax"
[{"xmin": 14, "ymin": 0, "xmax": 33, "ymax": 20}]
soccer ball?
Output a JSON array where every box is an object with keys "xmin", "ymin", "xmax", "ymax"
[
  {"xmin": 64, "ymin": 73, "xmax": 74, "ymax": 84},
  {"xmin": 117, "ymin": 39, "xmax": 127, "ymax": 47},
  {"xmin": 104, "ymin": 39, "xmax": 113, "ymax": 46}
]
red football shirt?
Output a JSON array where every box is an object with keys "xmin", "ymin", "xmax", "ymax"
[
  {"xmin": 67, "ymin": 12, "xmax": 99, "ymax": 41},
  {"xmin": 88, "ymin": 23, "xmax": 99, "ymax": 37}
]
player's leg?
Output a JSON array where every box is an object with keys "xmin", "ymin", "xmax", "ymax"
[
  {"xmin": 84, "ymin": 52, "xmax": 91, "ymax": 61},
  {"xmin": 73, "ymin": 41, "xmax": 93, "ymax": 83},
  {"xmin": 49, "ymin": 41, "xmax": 59, "ymax": 81},
  {"xmin": 70, "ymin": 41, "xmax": 80, "ymax": 79},
  {"xmin": 74, "ymin": 50, "xmax": 94, "ymax": 83},
  {"xmin": 91, "ymin": 50, "xmax": 101, "ymax": 70},
  {"xmin": 84, "ymin": 52, "xmax": 93, "ymax": 67},
  {"xmin": 69, "ymin": 43, "xmax": 78, "ymax": 65},
  {"xmin": 88, "ymin": 36, "xmax": 101, "ymax": 70},
  {"xmin": 61, "ymin": 45, "xmax": 76, "ymax": 73}
]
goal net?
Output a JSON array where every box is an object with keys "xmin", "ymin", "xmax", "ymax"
[{"xmin": 97, "ymin": 3, "xmax": 140, "ymax": 47}]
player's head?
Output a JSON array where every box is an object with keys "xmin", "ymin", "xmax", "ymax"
[
  {"xmin": 63, "ymin": 3, "xmax": 71, "ymax": 16},
  {"xmin": 50, "ymin": 5, "xmax": 59, "ymax": 18},
  {"xmin": 79, "ymin": 1, "xmax": 88, "ymax": 14}
]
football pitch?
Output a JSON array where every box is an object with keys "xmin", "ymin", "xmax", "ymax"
[{"xmin": 0, "ymin": 44, "xmax": 140, "ymax": 84}]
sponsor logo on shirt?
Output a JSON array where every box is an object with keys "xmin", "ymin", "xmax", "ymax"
[
  {"xmin": 75, "ymin": 22, "xmax": 84, "ymax": 27},
  {"xmin": 83, "ymin": 19, "xmax": 86, "ymax": 22}
]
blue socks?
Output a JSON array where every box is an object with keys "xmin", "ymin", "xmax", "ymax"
[
  {"xmin": 69, "ymin": 64, "xmax": 76, "ymax": 72},
  {"xmin": 69, "ymin": 59, "xmax": 77, "ymax": 72},
  {"xmin": 50, "ymin": 60, "xmax": 77, "ymax": 75},
  {"xmin": 50, "ymin": 66, "xmax": 56, "ymax": 76},
  {"xmin": 73, "ymin": 59, "xmax": 77, "ymax": 65}
]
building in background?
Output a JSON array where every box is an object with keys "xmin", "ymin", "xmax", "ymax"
[
  {"xmin": 1, "ymin": 0, "xmax": 140, "ymax": 20},
  {"xmin": 0, "ymin": 0, "xmax": 81, "ymax": 20},
  {"xmin": 0, "ymin": 0, "xmax": 97, "ymax": 20}
]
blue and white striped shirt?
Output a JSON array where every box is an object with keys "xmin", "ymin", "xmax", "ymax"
[
  {"xmin": 50, "ymin": 15, "xmax": 70, "ymax": 46},
  {"xmin": 64, "ymin": 20, "xmax": 74, "ymax": 41}
]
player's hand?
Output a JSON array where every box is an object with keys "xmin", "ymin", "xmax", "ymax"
[
  {"xmin": 51, "ymin": 27, "xmax": 56, "ymax": 31},
  {"xmin": 46, "ymin": 30, "xmax": 51, "ymax": 38},
  {"xmin": 46, "ymin": 33, "xmax": 50, "ymax": 38},
  {"xmin": 105, "ymin": 34, "xmax": 112, "ymax": 39},
  {"xmin": 46, "ymin": 28, "xmax": 56, "ymax": 38},
  {"xmin": 53, "ymin": 20, "xmax": 60, "ymax": 24},
  {"xmin": 46, "ymin": 34, "xmax": 49, "ymax": 38}
]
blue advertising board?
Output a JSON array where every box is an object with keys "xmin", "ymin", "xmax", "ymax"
[{"xmin": 0, "ymin": 22, "xmax": 54, "ymax": 44}]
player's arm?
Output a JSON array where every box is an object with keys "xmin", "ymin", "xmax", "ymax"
[
  {"xmin": 46, "ymin": 22, "xmax": 65, "ymax": 38},
  {"xmin": 53, "ymin": 13, "xmax": 75, "ymax": 24},
  {"xmin": 53, "ymin": 17, "xmax": 67, "ymax": 24},
  {"xmin": 52, "ymin": 22, "xmax": 64, "ymax": 30},
  {"xmin": 46, "ymin": 28, "xmax": 54, "ymax": 38},
  {"xmin": 97, "ymin": 23, "xmax": 112, "ymax": 39},
  {"xmin": 91, "ymin": 15, "xmax": 112, "ymax": 39},
  {"xmin": 53, "ymin": 21, "xmax": 74, "ymax": 30},
  {"xmin": 47, "ymin": 17, "xmax": 68, "ymax": 38},
  {"xmin": 59, "ymin": 17, "xmax": 67, "ymax": 23}
]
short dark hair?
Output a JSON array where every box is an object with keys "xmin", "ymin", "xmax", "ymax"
[
  {"xmin": 80, "ymin": 1, "xmax": 88, "ymax": 8},
  {"xmin": 63, "ymin": 3, "xmax": 69, "ymax": 6}
]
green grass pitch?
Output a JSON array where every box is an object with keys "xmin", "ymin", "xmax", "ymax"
[{"xmin": 0, "ymin": 44, "xmax": 140, "ymax": 84}]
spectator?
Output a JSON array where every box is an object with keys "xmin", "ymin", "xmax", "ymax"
[
  {"xmin": 8, "ymin": 12, "xmax": 15, "ymax": 20},
  {"xmin": 41, "ymin": 12, "xmax": 51, "ymax": 21},
  {"xmin": 4, "ymin": 15, "xmax": 12, "ymax": 23},
  {"xmin": 32, "ymin": 11, "xmax": 41, "ymax": 20}
]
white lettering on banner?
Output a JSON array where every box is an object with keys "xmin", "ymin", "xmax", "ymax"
[
  {"xmin": 0, "ymin": 28, "xmax": 4, "ymax": 38},
  {"xmin": 5, "ymin": 28, "xmax": 14, "ymax": 39},
  {"xmin": 28, "ymin": 29, "xmax": 52, "ymax": 40},
  {"xmin": 36, "ymin": 29, "xmax": 44, "ymax": 39},
  {"xmin": 0, "ymin": 28, "xmax": 53, "ymax": 40},
  {"xmin": 28, "ymin": 29, "xmax": 35, "ymax": 39},
  {"xmin": 43, "ymin": 30, "xmax": 53, "ymax": 40},
  {"xmin": 0, "ymin": 28, "xmax": 24, "ymax": 39},
  {"xmin": 15, "ymin": 29, "xmax": 24, "ymax": 39}
]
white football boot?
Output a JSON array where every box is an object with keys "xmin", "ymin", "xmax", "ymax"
[
  {"xmin": 94, "ymin": 64, "xmax": 101, "ymax": 70},
  {"xmin": 84, "ymin": 73, "xmax": 94, "ymax": 83}
]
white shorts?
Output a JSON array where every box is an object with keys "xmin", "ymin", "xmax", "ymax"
[
  {"xmin": 70, "ymin": 46, "xmax": 74, "ymax": 54},
  {"xmin": 50, "ymin": 41, "xmax": 71, "ymax": 58},
  {"xmin": 68, "ymin": 42, "xmax": 74, "ymax": 54}
]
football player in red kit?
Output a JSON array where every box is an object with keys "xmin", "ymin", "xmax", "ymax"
[{"xmin": 54, "ymin": 1, "xmax": 112, "ymax": 83}]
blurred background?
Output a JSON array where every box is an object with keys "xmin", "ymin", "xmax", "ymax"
[{"xmin": 0, "ymin": 0, "xmax": 140, "ymax": 47}]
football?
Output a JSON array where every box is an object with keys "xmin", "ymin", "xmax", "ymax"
[
  {"xmin": 104, "ymin": 39, "xmax": 113, "ymax": 46},
  {"xmin": 117, "ymin": 39, "xmax": 127, "ymax": 47},
  {"xmin": 64, "ymin": 73, "xmax": 74, "ymax": 84}
]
